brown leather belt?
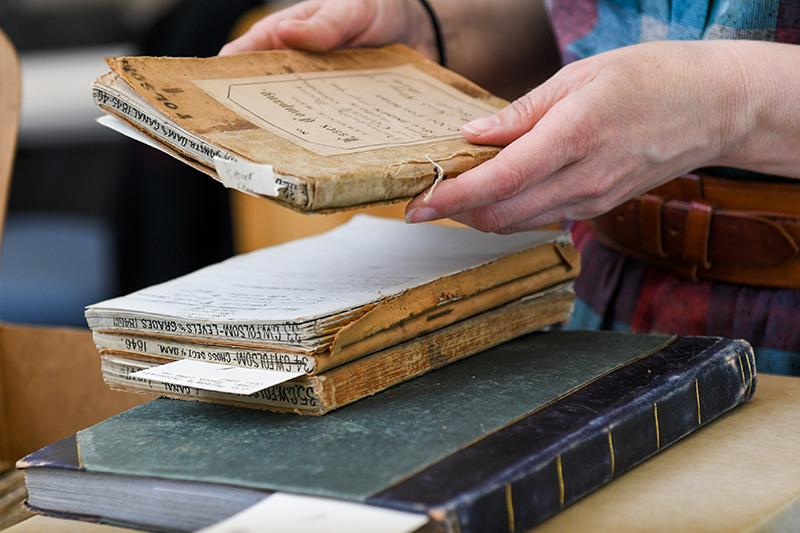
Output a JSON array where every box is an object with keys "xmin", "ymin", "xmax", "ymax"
[{"xmin": 592, "ymin": 172, "xmax": 800, "ymax": 288}]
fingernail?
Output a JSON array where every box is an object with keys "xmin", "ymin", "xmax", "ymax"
[
  {"xmin": 462, "ymin": 116, "xmax": 498, "ymax": 136},
  {"xmin": 405, "ymin": 207, "xmax": 439, "ymax": 224}
]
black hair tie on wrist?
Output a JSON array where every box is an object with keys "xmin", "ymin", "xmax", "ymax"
[{"xmin": 417, "ymin": 0, "xmax": 447, "ymax": 67}]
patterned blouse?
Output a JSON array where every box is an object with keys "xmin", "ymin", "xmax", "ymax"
[
  {"xmin": 547, "ymin": 0, "xmax": 800, "ymax": 62},
  {"xmin": 545, "ymin": 1, "xmax": 800, "ymax": 375}
]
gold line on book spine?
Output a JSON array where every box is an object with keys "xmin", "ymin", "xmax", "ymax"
[
  {"xmin": 556, "ymin": 454, "xmax": 565, "ymax": 508},
  {"xmin": 737, "ymin": 354, "xmax": 746, "ymax": 386},
  {"xmin": 695, "ymin": 378, "xmax": 702, "ymax": 425},
  {"xmin": 744, "ymin": 351, "xmax": 754, "ymax": 397},
  {"xmin": 75, "ymin": 439, "xmax": 85, "ymax": 470},
  {"xmin": 607, "ymin": 429, "xmax": 615, "ymax": 479},
  {"xmin": 504, "ymin": 483, "xmax": 515, "ymax": 533},
  {"xmin": 653, "ymin": 403, "xmax": 661, "ymax": 450}
]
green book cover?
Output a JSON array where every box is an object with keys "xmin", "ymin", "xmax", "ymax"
[{"xmin": 20, "ymin": 331, "xmax": 755, "ymax": 532}]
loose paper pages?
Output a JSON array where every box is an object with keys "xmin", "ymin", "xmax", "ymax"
[
  {"xmin": 194, "ymin": 65, "xmax": 498, "ymax": 156},
  {"xmin": 130, "ymin": 359, "xmax": 304, "ymax": 395},
  {"xmin": 198, "ymin": 493, "xmax": 429, "ymax": 533},
  {"xmin": 87, "ymin": 216, "xmax": 563, "ymax": 324}
]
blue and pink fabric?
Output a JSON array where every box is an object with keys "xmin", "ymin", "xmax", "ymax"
[
  {"xmin": 544, "ymin": 1, "xmax": 800, "ymax": 375},
  {"xmin": 547, "ymin": 1, "xmax": 800, "ymax": 62}
]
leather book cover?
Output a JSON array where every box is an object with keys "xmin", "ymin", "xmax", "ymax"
[
  {"xmin": 19, "ymin": 331, "xmax": 756, "ymax": 532},
  {"xmin": 92, "ymin": 44, "xmax": 506, "ymax": 212}
]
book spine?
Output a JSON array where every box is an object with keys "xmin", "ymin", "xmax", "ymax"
[
  {"xmin": 101, "ymin": 356, "xmax": 323, "ymax": 413},
  {"xmin": 93, "ymin": 333, "xmax": 316, "ymax": 373},
  {"xmin": 100, "ymin": 291, "xmax": 572, "ymax": 416},
  {"xmin": 320, "ymin": 292, "xmax": 574, "ymax": 411},
  {"xmin": 430, "ymin": 338, "xmax": 755, "ymax": 532},
  {"xmin": 85, "ymin": 314, "xmax": 321, "ymax": 347},
  {"xmin": 92, "ymin": 87, "xmax": 310, "ymax": 207},
  {"xmin": 92, "ymin": 85, "xmax": 232, "ymax": 166}
]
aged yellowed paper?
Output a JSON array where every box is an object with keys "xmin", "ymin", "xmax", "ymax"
[
  {"xmin": 193, "ymin": 65, "xmax": 497, "ymax": 156},
  {"xmin": 130, "ymin": 359, "xmax": 304, "ymax": 395},
  {"xmin": 97, "ymin": 46, "xmax": 507, "ymax": 210}
]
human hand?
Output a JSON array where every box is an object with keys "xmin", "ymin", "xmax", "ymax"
[
  {"xmin": 405, "ymin": 41, "xmax": 751, "ymax": 233},
  {"xmin": 219, "ymin": 0, "xmax": 437, "ymax": 59}
]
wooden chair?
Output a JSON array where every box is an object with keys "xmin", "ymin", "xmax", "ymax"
[
  {"xmin": 0, "ymin": 29, "xmax": 21, "ymax": 249},
  {"xmin": 0, "ymin": 29, "xmax": 149, "ymax": 472}
]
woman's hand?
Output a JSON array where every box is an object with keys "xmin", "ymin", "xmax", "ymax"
[
  {"xmin": 406, "ymin": 40, "xmax": 758, "ymax": 233},
  {"xmin": 219, "ymin": 0, "xmax": 437, "ymax": 59}
]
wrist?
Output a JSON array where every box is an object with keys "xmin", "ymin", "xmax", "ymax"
[
  {"xmin": 403, "ymin": 0, "xmax": 442, "ymax": 62},
  {"xmin": 707, "ymin": 41, "xmax": 766, "ymax": 169}
]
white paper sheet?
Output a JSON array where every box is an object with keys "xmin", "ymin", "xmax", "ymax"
[
  {"xmin": 131, "ymin": 359, "xmax": 303, "ymax": 395},
  {"xmin": 97, "ymin": 114, "xmax": 171, "ymax": 154},
  {"xmin": 87, "ymin": 216, "xmax": 566, "ymax": 324},
  {"xmin": 198, "ymin": 493, "xmax": 429, "ymax": 533}
]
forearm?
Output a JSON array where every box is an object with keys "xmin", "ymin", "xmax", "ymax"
[
  {"xmin": 715, "ymin": 41, "xmax": 800, "ymax": 178},
  {"xmin": 429, "ymin": 0, "xmax": 560, "ymax": 99}
]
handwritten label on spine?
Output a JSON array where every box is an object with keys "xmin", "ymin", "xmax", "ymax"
[{"xmin": 213, "ymin": 157, "xmax": 280, "ymax": 197}]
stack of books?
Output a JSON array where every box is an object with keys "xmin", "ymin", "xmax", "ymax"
[
  {"xmin": 12, "ymin": 44, "xmax": 750, "ymax": 533},
  {"xmin": 87, "ymin": 216, "xmax": 579, "ymax": 414},
  {"xmin": 19, "ymin": 331, "xmax": 756, "ymax": 531}
]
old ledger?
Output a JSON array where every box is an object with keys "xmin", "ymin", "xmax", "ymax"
[
  {"xmin": 92, "ymin": 44, "xmax": 506, "ymax": 212},
  {"xmin": 20, "ymin": 332, "xmax": 757, "ymax": 532},
  {"xmin": 86, "ymin": 216, "xmax": 579, "ymax": 414}
]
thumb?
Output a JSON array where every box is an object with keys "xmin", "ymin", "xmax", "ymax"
[
  {"xmin": 276, "ymin": 1, "xmax": 373, "ymax": 52},
  {"xmin": 461, "ymin": 80, "xmax": 565, "ymax": 147},
  {"xmin": 219, "ymin": 1, "xmax": 322, "ymax": 55}
]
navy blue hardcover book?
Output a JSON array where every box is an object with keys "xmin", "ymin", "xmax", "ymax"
[{"xmin": 19, "ymin": 331, "xmax": 756, "ymax": 532}]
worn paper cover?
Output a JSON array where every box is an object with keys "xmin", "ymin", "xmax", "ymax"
[{"xmin": 100, "ymin": 45, "xmax": 506, "ymax": 212}]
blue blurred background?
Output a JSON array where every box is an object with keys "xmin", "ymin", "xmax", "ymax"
[{"xmin": 0, "ymin": 0, "xmax": 279, "ymax": 326}]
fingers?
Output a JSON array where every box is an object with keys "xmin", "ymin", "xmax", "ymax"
[
  {"xmin": 483, "ymin": 201, "xmax": 583, "ymax": 234},
  {"xmin": 276, "ymin": 1, "xmax": 375, "ymax": 52},
  {"xmin": 448, "ymin": 158, "xmax": 635, "ymax": 234},
  {"xmin": 451, "ymin": 178, "xmax": 614, "ymax": 234},
  {"xmin": 220, "ymin": 0, "xmax": 373, "ymax": 55},
  {"xmin": 496, "ymin": 196, "xmax": 608, "ymax": 233},
  {"xmin": 495, "ymin": 215, "xmax": 565, "ymax": 234},
  {"xmin": 445, "ymin": 157, "xmax": 626, "ymax": 234},
  {"xmin": 406, "ymin": 99, "xmax": 594, "ymax": 225},
  {"xmin": 454, "ymin": 207, "xmax": 564, "ymax": 234},
  {"xmin": 461, "ymin": 76, "xmax": 568, "ymax": 147},
  {"xmin": 447, "ymin": 169, "xmax": 572, "ymax": 232},
  {"xmin": 220, "ymin": 2, "xmax": 321, "ymax": 55}
]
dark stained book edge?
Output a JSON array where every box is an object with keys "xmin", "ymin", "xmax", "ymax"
[
  {"xmin": 16, "ymin": 434, "xmax": 80, "ymax": 471},
  {"xmin": 369, "ymin": 337, "xmax": 756, "ymax": 532}
]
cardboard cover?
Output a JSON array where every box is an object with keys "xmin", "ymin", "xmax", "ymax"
[
  {"xmin": 0, "ymin": 31, "xmax": 148, "ymax": 468},
  {"xmin": 98, "ymin": 45, "xmax": 506, "ymax": 212}
]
